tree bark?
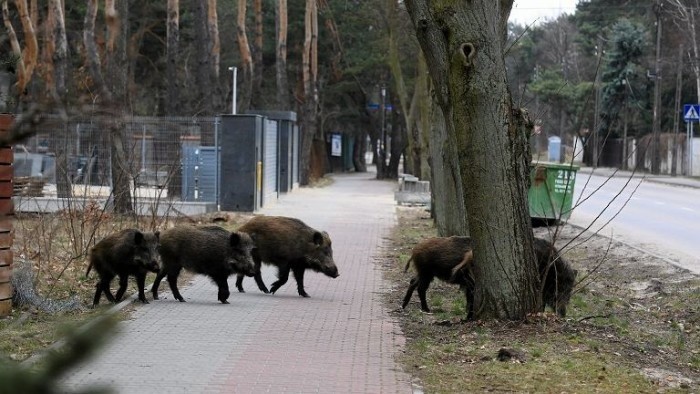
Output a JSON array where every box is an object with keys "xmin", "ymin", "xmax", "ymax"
[
  {"xmin": 104, "ymin": 0, "xmax": 133, "ymax": 214},
  {"xmin": 2, "ymin": 0, "xmax": 38, "ymax": 95},
  {"xmin": 251, "ymin": 0, "xmax": 263, "ymax": 108},
  {"xmin": 47, "ymin": 0, "xmax": 71, "ymax": 198},
  {"xmin": 193, "ymin": 0, "xmax": 213, "ymax": 114},
  {"xmin": 405, "ymin": 0, "xmax": 539, "ymax": 320},
  {"xmin": 299, "ymin": 0, "xmax": 319, "ymax": 185},
  {"xmin": 166, "ymin": 0, "xmax": 183, "ymax": 198},
  {"xmin": 275, "ymin": 0, "xmax": 290, "ymax": 109},
  {"xmin": 417, "ymin": 53, "xmax": 431, "ymax": 181},
  {"xmin": 352, "ymin": 132, "xmax": 367, "ymax": 172},
  {"xmin": 166, "ymin": 0, "xmax": 180, "ymax": 115},
  {"xmin": 50, "ymin": 0, "xmax": 67, "ymax": 99},
  {"xmin": 236, "ymin": 0, "xmax": 253, "ymax": 112},
  {"xmin": 208, "ymin": 0, "xmax": 220, "ymax": 79},
  {"xmin": 428, "ymin": 96, "xmax": 467, "ymax": 237}
]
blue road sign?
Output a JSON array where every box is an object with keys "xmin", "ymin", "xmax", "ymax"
[{"xmin": 683, "ymin": 104, "xmax": 700, "ymax": 122}]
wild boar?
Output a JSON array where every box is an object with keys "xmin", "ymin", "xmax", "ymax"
[
  {"xmin": 152, "ymin": 225, "xmax": 256, "ymax": 304},
  {"xmin": 235, "ymin": 215, "xmax": 338, "ymax": 298},
  {"xmin": 87, "ymin": 229, "xmax": 161, "ymax": 307},
  {"xmin": 401, "ymin": 236, "xmax": 474, "ymax": 313}
]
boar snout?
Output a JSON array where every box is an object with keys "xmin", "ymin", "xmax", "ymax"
[{"xmin": 324, "ymin": 265, "xmax": 339, "ymax": 278}]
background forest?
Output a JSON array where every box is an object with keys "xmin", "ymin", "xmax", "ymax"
[{"xmin": 1, "ymin": 0, "xmax": 699, "ymax": 182}]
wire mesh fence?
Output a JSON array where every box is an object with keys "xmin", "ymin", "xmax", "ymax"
[{"xmin": 13, "ymin": 116, "xmax": 221, "ymax": 204}]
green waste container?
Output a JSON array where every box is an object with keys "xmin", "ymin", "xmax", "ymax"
[{"xmin": 528, "ymin": 162, "xmax": 579, "ymax": 221}]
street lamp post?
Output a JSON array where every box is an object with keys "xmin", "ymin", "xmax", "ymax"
[{"xmin": 228, "ymin": 66, "xmax": 237, "ymax": 115}]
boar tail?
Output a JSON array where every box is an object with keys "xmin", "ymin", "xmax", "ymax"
[{"xmin": 404, "ymin": 256, "xmax": 413, "ymax": 272}]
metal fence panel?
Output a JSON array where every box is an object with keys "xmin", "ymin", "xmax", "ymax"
[{"xmin": 263, "ymin": 119, "xmax": 278, "ymax": 206}]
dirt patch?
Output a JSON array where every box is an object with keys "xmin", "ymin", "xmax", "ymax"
[{"xmin": 383, "ymin": 206, "xmax": 699, "ymax": 393}]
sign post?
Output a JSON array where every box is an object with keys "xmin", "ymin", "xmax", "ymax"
[{"xmin": 683, "ymin": 104, "xmax": 699, "ymax": 175}]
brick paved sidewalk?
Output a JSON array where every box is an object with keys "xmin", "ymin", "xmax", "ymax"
[{"xmin": 60, "ymin": 171, "xmax": 415, "ymax": 393}]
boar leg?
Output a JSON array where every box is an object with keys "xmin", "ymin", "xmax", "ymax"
[
  {"xmin": 465, "ymin": 278, "xmax": 475, "ymax": 320},
  {"xmin": 292, "ymin": 265, "xmax": 309, "ymax": 298},
  {"xmin": 235, "ymin": 274, "xmax": 246, "ymax": 293},
  {"xmin": 92, "ymin": 280, "xmax": 108, "ymax": 308},
  {"xmin": 416, "ymin": 276, "xmax": 433, "ymax": 312},
  {"xmin": 401, "ymin": 276, "xmax": 419, "ymax": 309},
  {"xmin": 166, "ymin": 266, "xmax": 185, "ymax": 302},
  {"xmin": 135, "ymin": 272, "xmax": 149, "ymax": 304},
  {"xmin": 269, "ymin": 266, "xmax": 290, "ymax": 294},
  {"xmin": 151, "ymin": 270, "xmax": 167, "ymax": 300},
  {"xmin": 215, "ymin": 277, "xmax": 230, "ymax": 304},
  {"xmin": 114, "ymin": 274, "xmax": 129, "ymax": 302},
  {"xmin": 93, "ymin": 274, "xmax": 117, "ymax": 307},
  {"xmin": 250, "ymin": 252, "xmax": 270, "ymax": 294}
]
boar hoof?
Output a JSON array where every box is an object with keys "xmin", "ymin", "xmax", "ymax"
[
  {"xmin": 299, "ymin": 292, "xmax": 310, "ymax": 298},
  {"xmin": 220, "ymin": 300, "xmax": 230, "ymax": 304}
]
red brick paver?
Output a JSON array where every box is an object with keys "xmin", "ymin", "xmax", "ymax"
[{"xmin": 60, "ymin": 172, "xmax": 415, "ymax": 393}]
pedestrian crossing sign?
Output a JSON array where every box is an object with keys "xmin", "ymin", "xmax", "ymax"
[{"xmin": 684, "ymin": 104, "xmax": 700, "ymax": 122}]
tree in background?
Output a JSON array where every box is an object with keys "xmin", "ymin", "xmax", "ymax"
[
  {"xmin": 275, "ymin": 0, "xmax": 290, "ymax": 109},
  {"xmin": 236, "ymin": 0, "xmax": 253, "ymax": 112},
  {"xmin": 597, "ymin": 19, "xmax": 647, "ymax": 141}
]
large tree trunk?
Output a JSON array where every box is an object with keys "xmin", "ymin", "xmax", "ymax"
[
  {"xmin": 387, "ymin": 108, "xmax": 405, "ymax": 178},
  {"xmin": 236, "ymin": 0, "xmax": 253, "ymax": 112},
  {"xmin": 251, "ymin": 0, "xmax": 263, "ymax": 108},
  {"xmin": 352, "ymin": 131, "xmax": 368, "ymax": 172},
  {"xmin": 166, "ymin": 0, "xmax": 182, "ymax": 198},
  {"xmin": 417, "ymin": 53, "xmax": 431, "ymax": 181},
  {"xmin": 166, "ymin": 0, "xmax": 180, "ymax": 115},
  {"xmin": 207, "ymin": 0, "xmax": 220, "ymax": 79},
  {"xmin": 50, "ymin": 0, "xmax": 67, "ymax": 99},
  {"xmin": 207, "ymin": 0, "xmax": 222, "ymax": 111},
  {"xmin": 104, "ymin": 0, "xmax": 133, "ymax": 214},
  {"xmin": 386, "ymin": 0, "xmax": 410, "ymax": 178},
  {"xmin": 405, "ymin": 0, "xmax": 539, "ymax": 320},
  {"xmin": 275, "ymin": 0, "xmax": 290, "ymax": 110},
  {"xmin": 299, "ymin": 0, "xmax": 319, "ymax": 185},
  {"xmin": 2, "ymin": 0, "xmax": 38, "ymax": 96},
  {"xmin": 48, "ymin": 0, "xmax": 71, "ymax": 198},
  {"xmin": 193, "ymin": 0, "xmax": 212, "ymax": 114}
]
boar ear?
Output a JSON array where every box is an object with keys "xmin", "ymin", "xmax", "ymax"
[
  {"xmin": 312, "ymin": 231, "xmax": 324, "ymax": 246},
  {"xmin": 134, "ymin": 230, "xmax": 145, "ymax": 245},
  {"xmin": 154, "ymin": 230, "xmax": 161, "ymax": 240},
  {"xmin": 229, "ymin": 232, "xmax": 242, "ymax": 247}
]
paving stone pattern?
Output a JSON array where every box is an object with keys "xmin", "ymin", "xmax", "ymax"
[{"xmin": 60, "ymin": 172, "xmax": 415, "ymax": 393}]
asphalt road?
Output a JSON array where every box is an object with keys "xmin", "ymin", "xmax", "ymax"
[{"xmin": 568, "ymin": 172, "xmax": 700, "ymax": 274}]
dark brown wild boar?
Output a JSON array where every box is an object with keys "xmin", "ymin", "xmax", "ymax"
[
  {"xmin": 402, "ymin": 236, "xmax": 474, "ymax": 313},
  {"xmin": 152, "ymin": 225, "xmax": 256, "ymax": 304},
  {"xmin": 87, "ymin": 229, "xmax": 161, "ymax": 307},
  {"xmin": 236, "ymin": 215, "xmax": 338, "ymax": 298}
]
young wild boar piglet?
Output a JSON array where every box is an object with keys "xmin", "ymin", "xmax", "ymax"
[
  {"xmin": 87, "ymin": 229, "xmax": 161, "ymax": 307},
  {"xmin": 236, "ymin": 215, "xmax": 338, "ymax": 298},
  {"xmin": 402, "ymin": 236, "xmax": 474, "ymax": 313}
]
